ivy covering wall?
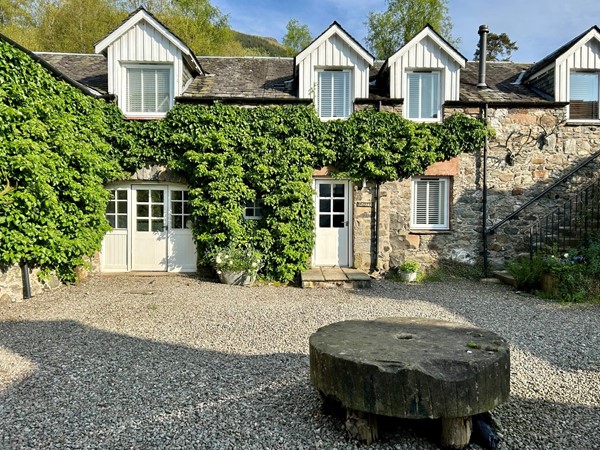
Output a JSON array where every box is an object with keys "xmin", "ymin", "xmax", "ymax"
[{"xmin": 0, "ymin": 40, "xmax": 488, "ymax": 283}]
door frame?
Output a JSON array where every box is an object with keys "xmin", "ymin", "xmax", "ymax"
[
  {"xmin": 312, "ymin": 178, "xmax": 353, "ymax": 267},
  {"xmin": 100, "ymin": 182, "xmax": 196, "ymax": 272}
]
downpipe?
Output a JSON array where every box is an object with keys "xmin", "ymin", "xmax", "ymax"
[{"xmin": 20, "ymin": 260, "xmax": 32, "ymax": 299}]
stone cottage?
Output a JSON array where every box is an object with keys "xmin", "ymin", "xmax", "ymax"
[{"xmin": 2, "ymin": 8, "xmax": 600, "ymax": 299}]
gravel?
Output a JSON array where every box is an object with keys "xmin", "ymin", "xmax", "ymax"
[{"xmin": 0, "ymin": 275, "xmax": 598, "ymax": 449}]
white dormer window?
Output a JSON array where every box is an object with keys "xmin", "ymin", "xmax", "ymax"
[
  {"xmin": 407, "ymin": 71, "xmax": 441, "ymax": 121},
  {"xmin": 126, "ymin": 65, "xmax": 173, "ymax": 116},
  {"xmin": 570, "ymin": 72, "xmax": 599, "ymax": 121},
  {"xmin": 318, "ymin": 70, "xmax": 351, "ymax": 120}
]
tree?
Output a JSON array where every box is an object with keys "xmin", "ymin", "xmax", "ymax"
[
  {"xmin": 474, "ymin": 32, "xmax": 518, "ymax": 62},
  {"xmin": 282, "ymin": 19, "xmax": 312, "ymax": 56},
  {"xmin": 0, "ymin": 0, "xmax": 39, "ymax": 48},
  {"xmin": 366, "ymin": 0, "xmax": 456, "ymax": 60}
]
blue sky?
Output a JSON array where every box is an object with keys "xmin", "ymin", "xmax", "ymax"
[{"xmin": 211, "ymin": 0, "xmax": 600, "ymax": 62}]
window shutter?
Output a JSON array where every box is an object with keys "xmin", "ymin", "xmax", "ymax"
[
  {"xmin": 127, "ymin": 68, "xmax": 142, "ymax": 113},
  {"xmin": 155, "ymin": 69, "xmax": 171, "ymax": 112},
  {"xmin": 414, "ymin": 180, "xmax": 428, "ymax": 225},
  {"xmin": 412, "ymin": 178, "xmax": 448, "ymax": 229},
  {"xmin": 570, "ymin": 73, "xmax": 599, "ymax": 120},
  {"xmin": 408, "ymin": 73, "xmax": 420, "ymax": 119},
  {"xmin": 319, "ymin": 71, "xmax": 350, "ymax": 119}
]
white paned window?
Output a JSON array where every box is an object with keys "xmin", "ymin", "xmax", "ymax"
[
  {"xmin": 407, "ymin": 71, "xmax": 441, "ymax": 121},
  {"xmin": 244, "ymin": 199, "xmax": 263, "ymax": 220},
  {"xmin": 570, "ymin": 72, "xmax": 599, "ymax": 120},
  {"xmin": 411, "ymin": 177, "xmax": 449, "ymax": 230},
  {"xmin": 106, "ymin": 189, "xmax": 128, "ymax": 229},
  {"xmin": 318, "ymin": 70, "xmax": 351, "ymax": 119},
  {"xmin": 126, "ymin": 66, "xmax": 172, "ymax": 115}
]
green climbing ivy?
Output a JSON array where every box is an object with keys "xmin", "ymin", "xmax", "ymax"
[{"xmin": 0, "ymin": 38, "xmax": 489, "ymax": 283}]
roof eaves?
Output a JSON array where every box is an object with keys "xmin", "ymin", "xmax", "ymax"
[
  {"xmin": 523, "ymin": 25, "xmax": 600, "ymax": 81},
  {"xmin": 295, "ymin": 21, "xmax": 374, "ymax": 66},
  {"xmin": 386, "ymin": 24, "xmax": 467, "ymax": 68}
]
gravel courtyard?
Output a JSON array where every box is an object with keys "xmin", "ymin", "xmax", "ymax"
[{"xmin": 0, "ymin": 275, "xmax": 598, "ymax": 449}]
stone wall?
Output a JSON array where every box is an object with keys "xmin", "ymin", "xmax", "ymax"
[
  {"xmin": 0, "ymin": 265, "xmax": 61, "ymax": 303},
  {"xmin": 352, "ymin": 104, "xmax": 600, "ymax": 273}
]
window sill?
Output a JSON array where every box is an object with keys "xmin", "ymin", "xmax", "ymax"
[
  {"xmin": 124, "ymin": 113, "xmax": 168, "ymax": 120},
  {"xmin": 319, "ymin": 116, "xmax": 349, "ymax": 121},
  {"xmin": 565, "ymin": 119, "xmax": 600, "ymax": 126},
  {"xmin": 409, "ymin": 229, "xmax": 451, "ymax": 235},
  {"xmin": 406, "ymin": 118, "xmax": 442, "ymax": 123}
]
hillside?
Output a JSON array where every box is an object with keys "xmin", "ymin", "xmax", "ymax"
[{"xmin": 233, "ymin": 31, "xmax": 290, "ymax": 57}]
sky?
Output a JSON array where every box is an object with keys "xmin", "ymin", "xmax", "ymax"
[{"xmin": 211, "ymin": 0, "xmax": 600, "ymax": 62}]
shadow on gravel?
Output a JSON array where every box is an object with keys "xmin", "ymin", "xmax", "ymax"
[
  {"xmin": 351, "ymin": 280, "xmax": 600, "ymax": 372},
  {"xmin": 0, "ymin": 320, "xmax": 333, "ymax": 449}
]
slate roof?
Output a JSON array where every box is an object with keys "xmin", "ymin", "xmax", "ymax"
[
  {"xmin": 458, "ymin": 61, "xmax": 554, "ymax": 105},
  {"xmin": 182, "ymin": 57, "xmax": 296, "ymax": 100},
  {"xmin": 32, "ymin": 51, "xmax": 556, "ymax": 105},
  {"xmin": 35, "ymin": 52, "xmax": 108, "ymax": 94}
]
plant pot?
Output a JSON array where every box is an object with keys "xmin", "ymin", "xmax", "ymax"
[
  {"xmin": 541, "ymin": 273, "xmax": 558, "ymax": 294},
  {"xmin": 399, "ymin": 271, "xmax": 417, "ymax": 282},
  {"xmin": 218, "ymin": 270, "xmax": 255, "ymax": 286}
]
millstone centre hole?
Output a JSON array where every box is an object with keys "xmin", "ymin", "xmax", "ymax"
[{"xmin": 395, "ymin": 333, "xmax": 415, "ymax": 340}]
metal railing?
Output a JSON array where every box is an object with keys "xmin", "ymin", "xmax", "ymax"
[{"xmin": 529, "ymin": 177, "xmax": 600, "ymax": 257}]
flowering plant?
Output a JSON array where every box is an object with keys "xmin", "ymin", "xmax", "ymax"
[{"xmin": 209, "ymin": 244, "xmax": 263, "ymax": 275}]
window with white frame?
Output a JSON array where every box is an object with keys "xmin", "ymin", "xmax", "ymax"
[
  {"xmin": 411, "ymin": 177, "xmax": 449, "ymax": 230},
  {"xmin": 106, "ymin": 189, "xmax": 128, "ymax": 229},
  {"xmin": 570, "ymin": 72, "xmax": 599, "ymax": 120},
  {"xmin": 126, "ymin": 66, "xmax": 172, "ymax": 115},
  {"xmin": 407, "ymin": 71, "xmax": 441, "ymax": 121},
  {"xmin": 318, "ymin": 70, "xmax": 351, "ymax": 119},
  {"xmin": 244, "ymin": 199, "xmax": 263, "ymax": 220}
]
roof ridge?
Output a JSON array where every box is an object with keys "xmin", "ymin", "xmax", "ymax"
[{"xmin": 198, "ymin": 56, "xmax": 294, "ymax": 60}]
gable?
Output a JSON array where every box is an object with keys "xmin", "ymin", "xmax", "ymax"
[
  {"xmin": 385, "ymin": 26, "xmax": 465, "ymax": 101},
  {"xmin": 555, "ymin": 31, "xmax": 600, "ymax": 102}
]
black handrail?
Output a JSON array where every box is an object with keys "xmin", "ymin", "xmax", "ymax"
[{"xmin": 486, "ymin": 148, "xmax": 600, "ymax": 236}]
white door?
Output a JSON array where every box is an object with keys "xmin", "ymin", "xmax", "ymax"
[
  {"xmin": 167, "ymin": 188, "xmax": 197, "ymax": 272},
  {"xmin": 314, "ymin": 180, "xmax": 351, "ymax": 266},
  {"xmin": 132, "ymin": 186, "xmax": 168, "ymax": 271}
]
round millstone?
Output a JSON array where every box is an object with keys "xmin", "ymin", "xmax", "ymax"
[{"xmin": 309, "ymin": 317, "xmax": 510, "ymax": 420}]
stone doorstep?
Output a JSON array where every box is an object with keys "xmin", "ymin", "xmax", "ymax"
[
  {"xmin": 493, "ymin": 270, "xmax": 518, "ymax": 288},
  {"xmin": 301, "ymin": 267, "xmax": 371, "ymax": 289}
]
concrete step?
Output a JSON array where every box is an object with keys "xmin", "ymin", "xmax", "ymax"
[{"xmin": 301, "ymin": 267, "xmax": 371, "ymax": 289}]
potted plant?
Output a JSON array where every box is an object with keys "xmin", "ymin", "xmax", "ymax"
[
  {"xmin": 398, "ymin": 260, "xmax": 420, "ymax": 282},
  {"xmin": 209, "ymin": 244, "xmax": 262, "ymax": 286}
]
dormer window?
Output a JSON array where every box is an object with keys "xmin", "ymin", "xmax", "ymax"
[
  {"xmin": 126, "ymin": 65, "xmax": 172, "ymax": 116},
  {"xmin": 570, "ymin": 72, "xmax": 599, "ymax": 121},
  {"xmin": 317, "ymin": 70, "xmax": 352, "ymax": 120},
  {"xmin": 407, "ymin": 71, "xmax": 441, "ymax": 121}
]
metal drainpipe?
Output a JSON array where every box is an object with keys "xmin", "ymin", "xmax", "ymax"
[
  {"xmin": 482, "ymin": 104, "xmax": 489, "ymax": 277},
  {"xmin": 374, "ymin": 181, "xmax": 381, "ymax": 271},
  {"xmin": 20, "ymin": 261, "xmax": 32, "ymax": 299}
]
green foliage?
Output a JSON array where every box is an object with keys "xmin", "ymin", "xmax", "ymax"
[
  {"xmin": 399, "ymin": 261, "xmax": 419, "ymax": 272},
  {"xmin": 365, "ymin": 0, "xmax": 456, "ymax": 59},
  {"xmin": 0, "ymin": 36, "xmax": 489, "ymax": 284},
  {"xmin": 209, "ymin": 243, "xmax": 262, "ymax": 274},
  {"xmin": 0, "ymin": 39, "xmax": 126, "ymax": 281},
  {"xmin": 282, "ymin": 19, "xmax": 312, "ymax": 56},
  {"xmin": 508, "ymin": 255, "xmax": 546, "ymax": 292},
  {"xmin": 474, "ymin": 32, "xmax": 519, "ymax": 62}
]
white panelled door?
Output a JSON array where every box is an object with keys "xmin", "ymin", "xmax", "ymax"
[
  {"xmin": 313, "ymin": 179, "xmax": 351, "ymax": 266},
  {"xmin": 101, "ymin": 184, "xmax": 196, "ymax": 272},
  {"xmin": 132, "ymin": 186, "xmax": 168, "ymax": 271}
]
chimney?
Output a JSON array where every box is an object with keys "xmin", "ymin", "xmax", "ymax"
[{"xmin": 477, "ymin": 24, "xmax": 489, "ymax": 89}]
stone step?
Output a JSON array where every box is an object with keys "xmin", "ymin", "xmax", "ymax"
[
  {"xmin": 493, "ymin": 270, "xmax": 518, "ymax": 288},
  {"xmin": 301, "ymin": 267, "xmax": 371, "ymax": 289}
]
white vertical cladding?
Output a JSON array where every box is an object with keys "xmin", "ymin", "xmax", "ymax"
[
  {"xmin": 109, "ymin": 19, "xmax": 184, "ymax": 106},
  {"xmin": 389, "ymin": 35, "xmax": 461, "ymax": 101},
  {"xmin": 555, "ymin": 37, "xmax": 600, "ymax": 102},
  {"xmin": 298, "ymin": 33, "xmax": 370, "ymax": 100}
]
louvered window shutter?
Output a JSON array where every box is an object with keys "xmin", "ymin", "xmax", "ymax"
[
  {"xmin": 127, "ymin": 68, "xmax": 143, "ymax": 113},
  {"xmin": 407, "ymin": 72, "xmax": 440, "ymax": 119},
  {"xmin": 570, "ymin": 73, "xmax": 599, "ymax": 120},
  {"xmin": 127, "ymin": 67, "xmax": 171, "ymax": 114},
  {"xmin": 319, "ymin": 71, "xmax": 350, "ymax": 119},
  {"xmin": 412, "ymin": 178, "xmax": 448, "ymax": 229}
]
